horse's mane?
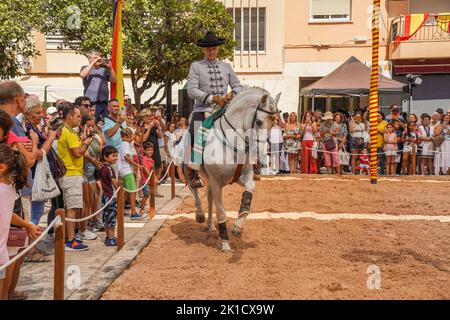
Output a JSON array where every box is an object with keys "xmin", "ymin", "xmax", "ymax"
[{"xmin": 237, "ymin": 86, "xmax": 270, "ymax": 97}]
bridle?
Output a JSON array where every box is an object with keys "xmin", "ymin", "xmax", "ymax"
[{"xmin": 218, "ymin": 100, "xmax": 278, "ymax": 154}]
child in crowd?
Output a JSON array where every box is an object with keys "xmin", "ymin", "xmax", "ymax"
[
  {"xmin": 100, "ymin": 146, "xmax": 119, "ymax": 246},
  {"xmin": 139, "ymin": 142, "xmax": 155, "ymax": 216},
  {"xmin": 384, "ymin": 122, "xmax": 398, "ymax": 176},
  {"xmin": 0, "ymin": 144, "xmax": 29, "ymax": 299},
  {"xmin": 402, "ymin": 121, "xmax": 419, "ymax": 175},
  {"xmin": 393, "ymin": 119, "xmax": 404, "ymax": 174},
  {"xmin": 359, "ymin": 148, "xmax": 370, "ymax": 175},
  {"xmin": 119, "ymin": 128, "xmax": 144, "ymax": 220}
]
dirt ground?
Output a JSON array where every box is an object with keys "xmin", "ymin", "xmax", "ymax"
[
  {"xmin": 175, "ymin": 175, "xmax": 450, "ymax": 216},
  {"xmin": 103, "ymin": 176, "xmax": 450, "ymax": 300}
]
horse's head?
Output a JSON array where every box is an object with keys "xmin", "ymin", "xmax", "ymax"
[{"xmin": 253, "ymin": 92, "xmax": 282, "ymax": 130}]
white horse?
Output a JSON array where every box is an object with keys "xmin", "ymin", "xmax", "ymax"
[{"xmin": 174, "ymin": 87, "xmax": 281, "ymax": 252}]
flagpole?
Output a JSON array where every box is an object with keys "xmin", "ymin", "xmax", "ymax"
[
  {"xmin": 111, "ymin": 0, "xmax": 124, "ymax": 110},
  {"xmin": 369, "ymin": 0, "xmax": 380, "ymax": 185}
]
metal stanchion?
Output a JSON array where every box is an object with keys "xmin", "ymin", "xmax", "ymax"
[
  {"xmin": 117, "ymin": 180, "xmax": 125, "ymax": 251},
  {"xmin": 150, "ymin": 170, "xmax": 156, "ymax": 220},
  {"xmin": 54, "ymin": 209, "xmax": 65, "ymax": 300},
  {"xmin": 170, "ymin": 161, "xmax": 175, "ymax": 199}
]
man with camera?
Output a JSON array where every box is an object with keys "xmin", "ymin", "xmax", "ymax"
[
  {"xmin": 385, "ymin": 104, "xmax": 406, "ymax": 128},
  {"xmin": 80, "ymin": 50, "xmax": 117, "ymax": 123}
]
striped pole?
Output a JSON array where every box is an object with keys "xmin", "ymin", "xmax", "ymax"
[{"xmin": 369, "ymin": 0, "xmax": 380, "ymax": 184}]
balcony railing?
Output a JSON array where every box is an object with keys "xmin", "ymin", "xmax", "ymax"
[{"xmin": 390, "ymin": 15, "xmax": 450, "ymax": 43}]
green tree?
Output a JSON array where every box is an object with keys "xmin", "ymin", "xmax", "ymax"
[
  {"xmin": 0, "ymin": 0, "xmax": 44, "ymax": 79},
  {"xmin": 41, "ymin": 0, "xmax": 235, "ymax": 109}
]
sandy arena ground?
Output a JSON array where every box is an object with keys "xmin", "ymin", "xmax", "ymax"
[{"xmin": 103, "ymin": 175, "xmax": 450, "ymax": 299}]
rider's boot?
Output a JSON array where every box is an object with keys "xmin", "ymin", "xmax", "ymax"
[
  {"xmin": 188, "ymin": 167, "xmax": 205, "ymax": 189},
  {"xmin": 253, "ymin": 164, "xmax": 261, "ymax": 181}
]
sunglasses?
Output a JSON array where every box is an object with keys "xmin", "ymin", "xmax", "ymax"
[{"xmin": 81, "ymin": 103, "xmax": 91, "ymax": 107}]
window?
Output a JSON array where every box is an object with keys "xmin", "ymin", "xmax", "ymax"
[
  {"xmin": 228, "ymin": 7, "xmax": 266, "ymax": 52},
  {"xmin": 45, "ymin": 34, "xmax": 80, "ymax": 50},
  {"xmin": 310, "ymin": 0, "xmax": 351, "ymax": 22},
  {"xmin": 45, "ymin": 34, "xmax": 66, "ymax": 50}
]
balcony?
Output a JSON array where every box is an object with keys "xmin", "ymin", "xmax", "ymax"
[{"xmin": 388, "ymin": 14, "xmax": 450, "ymax": 60}]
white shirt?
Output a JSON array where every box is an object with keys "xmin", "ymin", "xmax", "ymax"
[
  {"xmin": 0, "ymin": 183, "xmax": 17, "ymax": 265},
  {"xmin": 119, "ymin": 141, "xmax": 135, "ymax": 177}
]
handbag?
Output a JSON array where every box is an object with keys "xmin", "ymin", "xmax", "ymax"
[
  {"xmin": 312, "ymin": 141, "xmax": 318, "ymax": 159},
  {"xmin": 432, "ymin": 135, "xmax": 445, "ymax": 148},
  {"xmin": 324, "ymin": 138, "xmax": 336, "ymax": 151},
  {"xmin": 50, "ymin": 148, "xmax": 67, "ymax": 180},
  {"xmin": 7, "ymin": 227, "xmax": 27, "ymax": 247},
  {"xmin": 339, "ymin": 146, "xmax": 350, "ymax": 166},
  {"xmin": 32, "ymin": 150, "xmax": 61, "ymax": 201}
]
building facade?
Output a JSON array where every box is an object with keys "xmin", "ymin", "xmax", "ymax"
[{"xmin": 18, "ymin": 0, "xmax": 450, "ymax": 116}]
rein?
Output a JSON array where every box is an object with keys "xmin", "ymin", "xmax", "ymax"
[{"xmin": 218, "ymin": 100, "xmax": 278, "ymax": 154}]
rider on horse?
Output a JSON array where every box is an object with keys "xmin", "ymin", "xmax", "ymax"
[{"xmin": 187, "ymin": 31, "xmax": 242, "ymax": 188}]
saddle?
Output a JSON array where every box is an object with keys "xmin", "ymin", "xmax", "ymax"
[{"xmin": 191, "ymin": 106, "xmax": 227, "ymax": 165}]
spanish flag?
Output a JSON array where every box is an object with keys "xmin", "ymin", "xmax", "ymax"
[
  {"xmin": 394, "ymin": 14, "xmax": 429, "ymax": 43},
  {"xmin": 110, "ymin": 0, "xmax": 124, "ymax": 109},
  {"xmin": 436, "ymin": 14, "xmax": 450, "ymax": 33}
]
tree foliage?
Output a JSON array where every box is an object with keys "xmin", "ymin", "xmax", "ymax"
[
  {"xmin": 0, "ymin": 0, "xmax": 44, "ymax": 79},
  {"xmin": 41, "ymin": 0, "xmax": 235, "ymax": 108}
]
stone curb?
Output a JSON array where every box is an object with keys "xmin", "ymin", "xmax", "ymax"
[{"xmin": 67, "ymin": 186, "xmax": 190, "ymax": 300}]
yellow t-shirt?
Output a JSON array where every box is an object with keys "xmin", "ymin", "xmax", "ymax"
[
  {"xmin": 57, "ymin": 126, "xmax": 83, "ymax": 176},
  {"xmin": 377, "ymin": 120, "xmax": 387, "ymax": 148}
]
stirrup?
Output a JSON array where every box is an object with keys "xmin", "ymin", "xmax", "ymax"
[{"xmin": 189, "ymin": 171, "xmax": 205, "ymax": 189}]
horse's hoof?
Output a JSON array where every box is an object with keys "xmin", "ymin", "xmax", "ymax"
[
  {"xmin": 221, "ymin": 241, "xmax": 233, "ymax": 253},
  {"xmin": 207, "ymin": 226, "xmax": 217, "ymax": 234},
  {"xmin": 231, "ymin": 224, "xmax": 242, "ymax": 237},
  {"xmin": 195, "ymin": 214, "xmax": 205, "ymax": 223}
]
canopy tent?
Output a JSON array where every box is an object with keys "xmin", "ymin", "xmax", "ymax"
[{"xmin": 300, "ymin": 56, "xmax": 406, "ymax": 97}]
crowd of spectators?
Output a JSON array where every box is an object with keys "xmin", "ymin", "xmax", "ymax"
[
  {"xmin": 0, "ymin": 79, "xmax": 189, "ymax": 299},
  {"xmin": 267, "ymin": 105, "xmax": 450, "ymax": 177}
]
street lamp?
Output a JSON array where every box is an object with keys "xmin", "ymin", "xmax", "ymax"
[{"xmin": 406, "ymin": 74, "xmax": 422, "ymax": 114}]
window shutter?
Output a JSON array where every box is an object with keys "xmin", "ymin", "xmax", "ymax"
[{"xmin": 311, "ymin": 0, "xmax": 351, "ymax": 16}]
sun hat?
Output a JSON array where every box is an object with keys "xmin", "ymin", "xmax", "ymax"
[
  {"xmin": 46, "ymin": 106, "xmax": 58, "ymax": 115},
  {"xmin": 322, "ymin": 111, "xmax": 334, "ymax": 121}
]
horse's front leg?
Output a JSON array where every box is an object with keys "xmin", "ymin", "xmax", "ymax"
[
  {"xmin": 209, "ymin": 180, "xmax": 232, "ymax": 252},
  {"xmin": 232, "ymin": 166, "xmax": 255, "ymax": 237},
  {"xmin": 207, "ymin": 185, "xmax": 216, "ymax": 234},
  {"xmin": 190, "ymin": 185, "xmax": 205, "ymax": 223}
]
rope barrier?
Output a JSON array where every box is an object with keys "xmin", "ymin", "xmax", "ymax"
[
  {"xmin": 0, "ymin": 216, "xmax": 63, "ymax": 272},
  {"xmin": 65, "ymin": 159, "xmax": 174, "ymax": 221},
  {"xmin": 122, "ymin": 169, "xmax": 154, "ymax": 193},
  {"xmin": 157, "ymin": 158, "xmax": 174, "ymax": 184},
  {"xmin": 266, "ymin": 143, "xmax": 450, "ymax": 156},
  {"xmin": 65, "ymin": 186, "xmax": 121, "ymax": 223}
]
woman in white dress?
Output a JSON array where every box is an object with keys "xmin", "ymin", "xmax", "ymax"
[
  {"xmin": 418, "ymin": 114, "xmax": 434, "ymax": 175},
  {"xmin": 434, "ymin": 114, "xmax": 450, "ymax": 175}
]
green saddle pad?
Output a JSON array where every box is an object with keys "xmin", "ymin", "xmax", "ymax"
[{"xmin": 191, "ymin": 107, "xmax": 227, "ymax": 164}]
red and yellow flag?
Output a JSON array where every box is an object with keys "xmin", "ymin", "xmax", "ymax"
[
  {"xmin": 436, "ymin": 14, "xmax": 450, "ymax": 33},
  {"xmin": 394, "ymin": 14, "xmax": 429, "ymax": 43},
  {"xmin": 110, "ymin": 0, "xmax": 124, "ymax": 109}
]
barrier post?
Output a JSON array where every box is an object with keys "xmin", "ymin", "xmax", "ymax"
[
  {"xmin": 54, "ymin": 209, "xmax": 65, "ymax": 300},
  {"xmin": 117, "ymin": 180, "xmax": 125, "ymax": 251},
  {"xmin": 150, "ymin": 170, "xmax": 156, "ymax": 220},
  {"xmin": 411, "ymin": 144, "xmax": 416, "ymax": 175},
  {"xmin": 170, "ymin": 161, "xmax": 175, "ymax": 199}
]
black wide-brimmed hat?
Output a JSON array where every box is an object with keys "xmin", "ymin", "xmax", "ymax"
[{"xmin": 196, "ymin": 31, "xmax": 225, "ymax": 47}]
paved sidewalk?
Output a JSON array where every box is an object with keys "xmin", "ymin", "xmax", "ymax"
[{"xmin": 16, "ymin": 183, "xmax": 188, "ymax": 300}]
